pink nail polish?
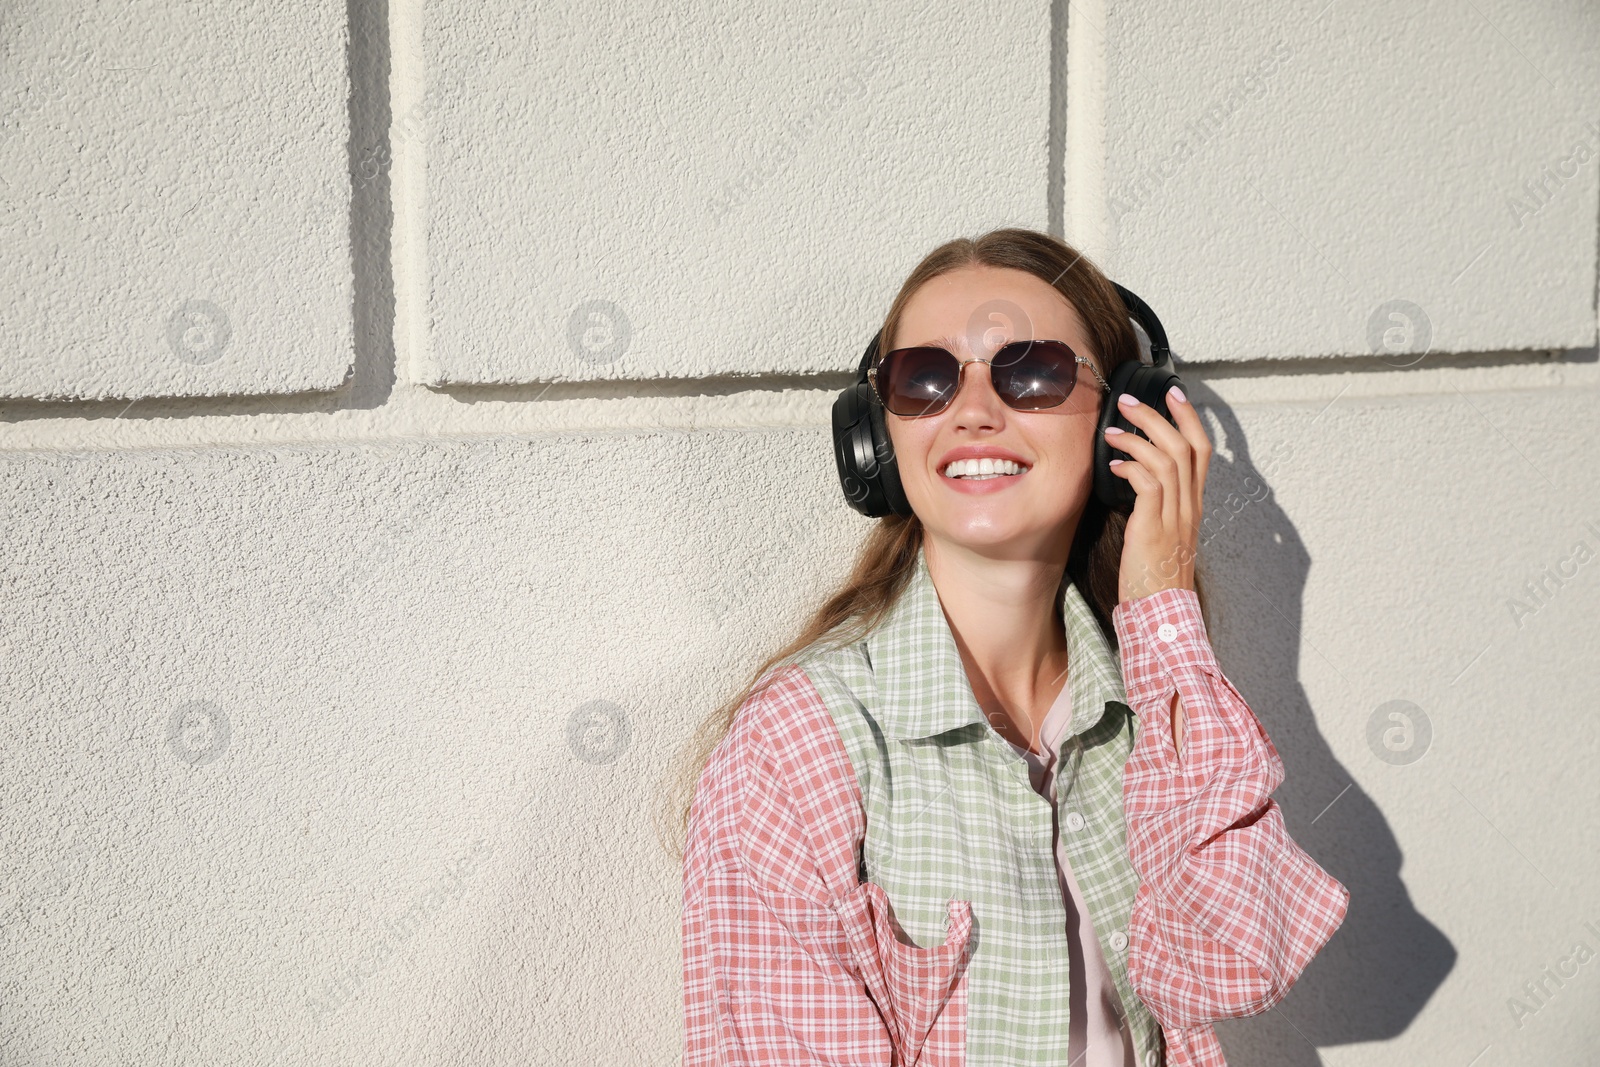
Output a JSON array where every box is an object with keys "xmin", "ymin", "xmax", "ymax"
[
  {"xmin": 1118, "ymin": 393, "xmax": 1139, "ymax": 406},
  {"xmin": 1168, "ymin": 384, "xmax": 1186, "ymax": 404}
]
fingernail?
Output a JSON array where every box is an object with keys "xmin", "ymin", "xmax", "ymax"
[
  {"xmin": 1118, "ymin": 393, "xmax": 1139, "ymax": 407},
  {"xmin": 1104, "ymin": 426, "xmax": 1125, "ymax": 435},
  {"xmin": 1168, "ymin": 384, "xmax": 1186, "ymax": 404},
  {"xmin": 1109, "ymin": 459, "xmax": 1124, "ymax": 467}
]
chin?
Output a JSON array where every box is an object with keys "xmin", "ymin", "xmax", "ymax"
[
  {"xmin": 919, "ymin": 495, "xmax": 1086, "ymax": 553},
  {"xmin": 926, "ymin": 512, "xmax": 1052, "ymax": 549}
]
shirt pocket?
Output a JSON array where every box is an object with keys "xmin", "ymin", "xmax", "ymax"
[{"xmin": 833, "ymin": 879, "xmax": 973, "ymax": 1066}]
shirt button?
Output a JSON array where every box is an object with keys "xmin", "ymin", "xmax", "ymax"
[
  {"xmin": 1145, "ymin": 1050, "xmax": 1160, "ymax": 1067},
  {"xmin": 1157, "ymin": 622, "xmax": 1178, "ymax": 642},
  {"xmin": 1109, "ymin": 930, "xmax": 1129, "ymax": 951},
  {"xmin": 1063, "ymin": 811, "xmax": 1085, "ymax": 832}
]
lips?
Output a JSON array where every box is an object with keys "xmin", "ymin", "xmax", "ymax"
[{"xmin": 939, "ymin": 469, "xmax": 1027, "ymax": 497}]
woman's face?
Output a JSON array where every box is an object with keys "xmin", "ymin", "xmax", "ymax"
[{"xmin": 886, "ymin": 265, "xmax": 1106, "ymax": 559}]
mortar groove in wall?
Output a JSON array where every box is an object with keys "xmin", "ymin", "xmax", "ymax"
[
  {"xmin": 345, "ymin": 0, "xmax": 398, "ymax": 411},
  {"xmin": 4, "ymin": 351, "xmax": 1596, "ymax": 461},
  {"xmin": 0, "ymin": 424, "xmax": 831, "ymax": 460},
  {"xmin": 1170, "ymin": 346, "xmax": 1593, "ymax": 379},
  {"xmin": 1047, "ymin": 0, "xmax": 1070, "ymax": 239}
]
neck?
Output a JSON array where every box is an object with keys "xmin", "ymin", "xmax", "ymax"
[{"xmin": 923, "ymin": 535, "xmax": 1072, "ymax": 748}]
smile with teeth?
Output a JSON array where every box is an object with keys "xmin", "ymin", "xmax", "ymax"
[{"xmin": 942, "ymin": 458, "xmax": 1031, "ymax": 480}]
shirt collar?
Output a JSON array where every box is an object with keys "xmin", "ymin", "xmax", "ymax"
[{"xmin": 865, "ymin": 543, "xmax": 1126, "ymax": 746}]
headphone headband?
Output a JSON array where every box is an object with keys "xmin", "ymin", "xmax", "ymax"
[{"xmin": 1108, "ymin": 282, "xmax": 1170, "ymax": 364}]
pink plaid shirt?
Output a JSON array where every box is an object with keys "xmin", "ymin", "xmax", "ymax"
[{"xmin": 681, "ymin": 583, "xmax": 1349, "ymax": 1065}]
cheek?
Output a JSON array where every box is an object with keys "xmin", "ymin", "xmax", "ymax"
[
  {"xmin": 1049, "ymin": 415, "xmax": 1100, "ymax": 467},
  {"xmin": 887, "ymin": 418, "xmax": 935, "ymax": 472},
  {"xmin": 1041, "ymin": 423, "xmax": 1099, "ymax": 488}
]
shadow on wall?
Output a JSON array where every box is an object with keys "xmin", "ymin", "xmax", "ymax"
[{"xmin": 1183, "ymin": 387, "xmax": 1456, "ymax": 1066}]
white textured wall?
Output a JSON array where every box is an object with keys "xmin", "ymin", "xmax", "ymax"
[
  {"xmin": 0, "ymin": 1, "xmax": 353, "ymax": 400},
  {"xmin": 2, "ymin": 2, "xmax": 1597, "ymax": 1066},
  {"xmin": 1068, "ymin": 0, "xmax": 1600, "ymax": 362},
  {"xmin": 420, "ymin": 1, "xmax": 1051, "ymax": 385}
]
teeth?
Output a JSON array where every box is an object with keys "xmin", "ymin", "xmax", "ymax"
[{"xmin": 943, "ymin": 457, "xmax": 1029, "ymax": 479}]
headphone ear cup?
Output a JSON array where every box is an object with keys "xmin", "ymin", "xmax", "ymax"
[
  {"xmin": 864, "ymin": 387, "xmax": 911, "ymax": 516},
  {"xmin": 832, "ymin": 383, "xmax": 877, "ymax": 515},
  {"xmin": 832, "ymin": 381, "xmax": 911, "ymax": 517},
  {"xmin": 1094, "ymin": 360, "xmax": 1139, "ymax": 510}
]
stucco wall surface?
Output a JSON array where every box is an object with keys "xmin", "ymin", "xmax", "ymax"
[
  {"xmin": 0, "ymin": 1, "xmax": 353, "ymax": 400},
  {"xmin": 419, "ymin": 0, "xmax": 1052, "ymax": 385},
  {"xmin": 1087, "ymin": 0, "xmax": 1599, "ymax": 362}
]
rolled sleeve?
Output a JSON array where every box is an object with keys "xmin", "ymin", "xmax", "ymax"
[{"xmin": 1111, "ymin": 587, "xmax": 1350, "ymax": 1028}]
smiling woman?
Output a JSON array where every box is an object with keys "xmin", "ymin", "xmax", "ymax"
[{"xmin": 663, "ymin": 228, "xmax": 1348, "ymax": 1067}]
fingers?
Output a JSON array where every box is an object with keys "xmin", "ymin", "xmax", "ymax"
[
  {"xmin": 1107, "ymin": 452, "xmax": 1170, "ymax": 531},
  {"xmin": 1113, "ymin": 396, "xmax": 1190, "ymax": 524},
  {"xmin": 1106, "ymin": 387, "xmax": 1209, "ymax": 534},
  {"xmin": 1108, "ymin": 453, "xmax": 1196, "ymax": 594},
  {"xmin": 1112, "ymin": 390, "xmax": 1189, "ymax": 456},
  {"xmin": 1107, "ymin": 394, "xmax": 1181, "ymax": 530},
  {"xmin": 1107, "ymin": 456, "xmax": 1168, "ymax": 549},
  {"xmin": 1163, "ymin": 385, "xmax": 1212, "ymax": 540},
  {"xmin": 1107, "ymin": 456, "xmax": 1162, "ymax": 498},
  {"xmin": 1164, "ymin": 384, "xmax": 1214, "ymax": 493}
]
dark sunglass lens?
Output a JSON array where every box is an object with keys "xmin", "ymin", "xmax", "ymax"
[
  {"xmin": 991, "ymin": 340, "xmax": 1077, "ymax": 410},
  {"xmin": 881, "ymin": 347, "xmax": 959, "ymax": 415}
]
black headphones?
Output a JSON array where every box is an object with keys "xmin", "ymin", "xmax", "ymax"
[{"xmin": 831, "ymin": 282, "xmax": 1182, "ymax": 516}]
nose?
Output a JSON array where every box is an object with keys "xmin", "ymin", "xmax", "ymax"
[{"xmin": 947, "ymin": 358, "xmax": 1009, "ymax": 427}]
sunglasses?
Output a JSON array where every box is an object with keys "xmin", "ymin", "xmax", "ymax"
[{"xmin": 868, "ymin": 338, "xmax": 1111, "ymax": 417}]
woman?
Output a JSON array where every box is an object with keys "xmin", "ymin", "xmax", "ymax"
[{"xmin": 666, "ymin": 228, "xmax": 1348, "ymax": 1066}]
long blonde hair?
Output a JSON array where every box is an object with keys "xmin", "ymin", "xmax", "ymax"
[{"xmin": 656, "ymin": 228, "xmax": 1210, "ymax": 864}]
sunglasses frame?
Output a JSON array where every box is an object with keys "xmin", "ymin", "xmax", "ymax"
[{"xmin": 867, "ymin": 339, "xmax": 1112, "ymax": 417}]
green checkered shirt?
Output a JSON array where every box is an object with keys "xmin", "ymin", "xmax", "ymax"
[{"xmin": 798, "ymin": 546, "xmax": 1164, "ymax": 1066}]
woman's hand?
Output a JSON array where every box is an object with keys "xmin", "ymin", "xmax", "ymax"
[{"xmin": 1103, "ymin": 385, "xmax": 1212, "ymax": 604}]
